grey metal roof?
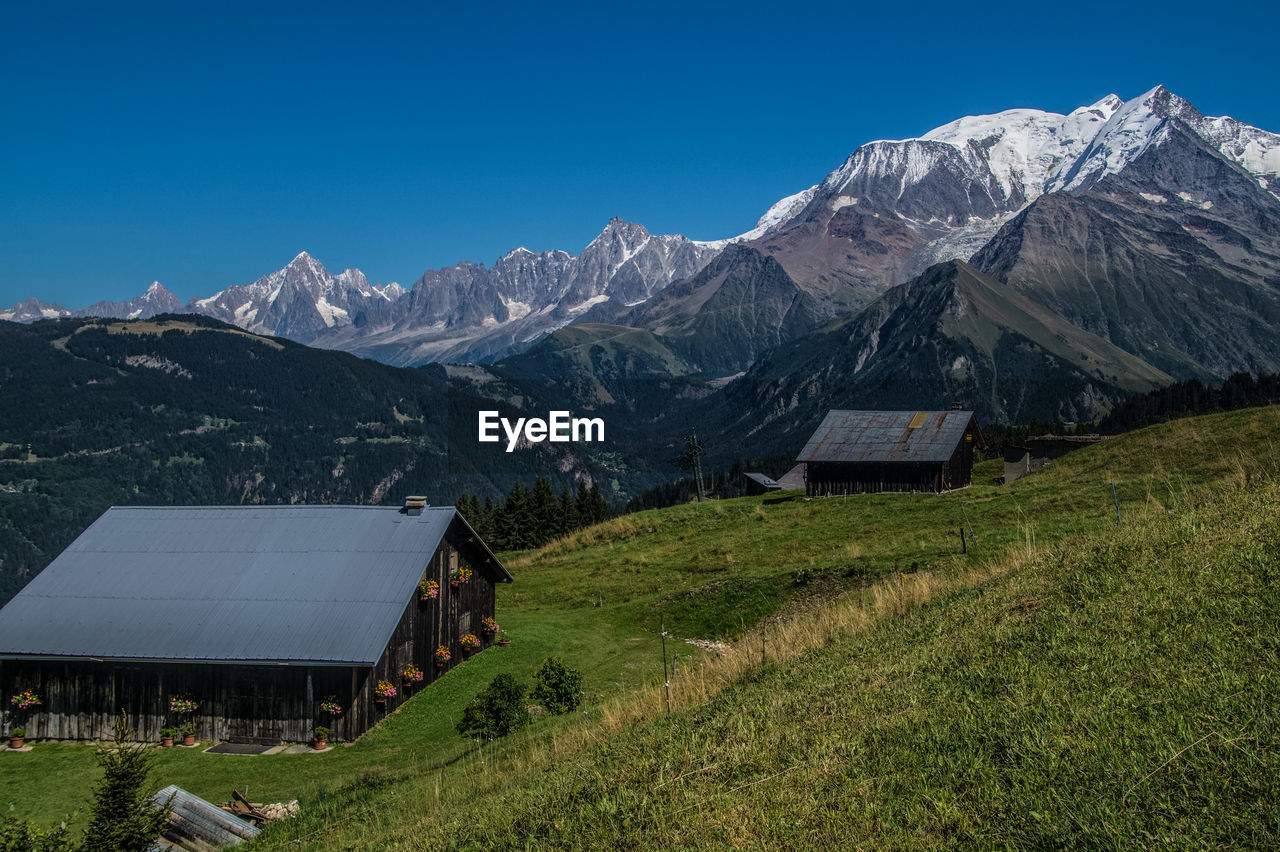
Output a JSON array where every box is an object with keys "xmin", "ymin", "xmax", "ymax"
[
  {"xmin": 775, "ymin": 464, "xmax": 806, "ymax": 490},
  {"xmin": 797, "ymin": 410, "xmax": 978, "ymax": 464},
  {"xmin": 743, "ymin": 472, "xmax": 781, "ymax": 489},
  {"xmin": 0, "ymin": 505, "xmax": 509, "ymax": 665}
]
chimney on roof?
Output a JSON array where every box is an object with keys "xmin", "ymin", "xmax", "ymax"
[
  {"xmin": 403, "ymin": 496, "xmax": 427, "ymax": 517},
  {"xmin": 951, "ymin": 401, "xmax": 962, "ymax": 410}
]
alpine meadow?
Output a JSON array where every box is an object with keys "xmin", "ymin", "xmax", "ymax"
[{"xmin": 3, "ymin": 19, "xmax": 1280, "ymax": 848}]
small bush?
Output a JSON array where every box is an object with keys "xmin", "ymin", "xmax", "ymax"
[
  {"xmin": 457, "ymin": 674, "xmax": 530, "ymax": 739},
  {"xmin": 0, "ymin": 813, "xmax": 76, "ymax": 852},
  {"xmin": 531, "ymin": 656, "xmax": 583, "ymax": 715}
]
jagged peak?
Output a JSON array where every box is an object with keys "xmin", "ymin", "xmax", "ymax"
[
  {"xmin": 585, "ymin": 217, "xmax": 652, "ymax": 252},
  {"xmin": 1134, "ymin": 84, "xmax": 1200, "ymax": 123}
]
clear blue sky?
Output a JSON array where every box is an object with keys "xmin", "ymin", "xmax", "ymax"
[{"xmin": 3, "ymin": 0, "xmax": 1277, "ymax": 308}]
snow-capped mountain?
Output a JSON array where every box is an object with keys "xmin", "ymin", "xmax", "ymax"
[
  {"xmin": 0, "ymin": 298, "xmax": 70, "ymax": 323},
  {"xmin": 315, "ymin": 217, "xmax": 720, "ymax": 365},
  {"xmin": 747, "ymin": 86, "xmax": 1280, "ymax": 312},
  {"xmin": 71, "ymin": 281, "xmax": 183, "ymax": 321},
  {"xmin": 1, "ymin": 220, "xmax": 717, "ymax": 365},
  {"xmin": 6, "ymin": 86, "xmax": 1278, "ymax": 375},
  {"xmin": 1048, "ymin": 86, "xmax": 1280, "ymax": 197},
  {"xmin": 190, "ymin": 252, "xmax": 404, "ymax": 342}
]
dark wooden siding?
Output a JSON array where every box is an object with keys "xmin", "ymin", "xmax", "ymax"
[
  {"xmin": 0, "ymin": 660, "xmax": 355, "ymax": 743},
  {"xmin": 347, "ymin": 528, "xmax": 497, "ymax": 736},
  {"xmin": 0, "ymin": 525, "xmax": 499, "ymax": 743},
  {"xmin": 806, "ymin": 423, "xmax": 979, "ymax": 496}
]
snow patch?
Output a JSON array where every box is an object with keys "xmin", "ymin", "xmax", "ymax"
[
  {"xmin": 314, "ymin": 296, "xmax": 350, "ymax": 328},
  {"xmin": 568, "ymin": 294, "xmax": 610, "ymax": 314},
  {"xmin": 732, "ymin": 185, "xmax": 820, "ymax": 242},
  {"xmin": 1139, "ymin": 192, "xmax": 1167, "ymax": 204},
  {"xmin": 501, "ymin": 297, "xmax": 532, "ymax": 322}
]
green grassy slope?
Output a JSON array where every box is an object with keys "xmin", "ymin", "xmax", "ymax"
[
  {"xmin": 391, "ymin": 471, "xmax": 1278, "ymax": 849},
  {"xmin": 1, "ymin": 407, "xmax": 1277, "ymax": 847}
]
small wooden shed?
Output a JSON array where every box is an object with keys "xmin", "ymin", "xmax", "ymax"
[
  {"xmin": 0, "ymin": 502, "xmax": 511, "ymax": 743},
  {"xmin": 797, "ymin": 410, "xmax": 982, "ymax": 496},
  {"xmin": 742, "ymin": 472, "xmax": 783, "ymax": 496},
  {"xmin": 1004, "ymin": 434, "xmax": 1104, "ymax": 483}
]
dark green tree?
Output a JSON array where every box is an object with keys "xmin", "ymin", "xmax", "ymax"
[
  {"xmin": 558, "ymin": 486, "xmax": 579, "ymax": 537},
  {"xmin": 81, "ymin": 711, "xmax": 172, "ymax": 852},
  {"xmin": 456, "ymin": 674, "xmax": 531, "ymax": 739},
  {"xmin": 531, "ymin": 656, "xmax": 584, "ymax": 715},
  {"xmin": 455, "ymin": 492, "xmax": 482, "ymax": 532},
  {"xmin": 480, "ymin": 496, "xmax": 498, "ymax": 542},
  {"xmin": 528, "ymin": 477, "xmax": 561, "ymax": 545},
  {"xmin": 574, "ymin": 480, "xmax": 591, "ymax": 523},
  {"xmin": 585, "ymin": 482, "xmax": 612, "ymax": 524},
  {"xmin": 497, "ymin": 481, "xmax": 531, "ymax": 550}
]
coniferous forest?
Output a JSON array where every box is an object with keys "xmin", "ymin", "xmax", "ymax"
[
  {"xmin": 0, "ymin": 317, "xmax": 634, "ymax": 603},
  {"xmin": 456, "ymin": 478, "xmax": 613, "ymax": 552}
]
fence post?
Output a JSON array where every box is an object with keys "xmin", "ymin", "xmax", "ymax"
[{"xmin": 661, "ymin": 613, "xmax": 670, "ymax": 712}]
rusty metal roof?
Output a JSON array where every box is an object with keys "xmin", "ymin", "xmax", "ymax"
[
  {"xmin": 0, "ymin": 505, "xmax": 510, "ymax": 665},
  {"xmin": 796, "ymin": 410, "xmax": 978, "ymax": 464}
]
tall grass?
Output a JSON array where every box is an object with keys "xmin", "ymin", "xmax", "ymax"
[
  {"xmin": 253, "ymin": 407, "xmax": 1280, "ymax": 850},
  {"xmin": 6, "ymin": 407, "xmax": 1279, "ymax": 847}
]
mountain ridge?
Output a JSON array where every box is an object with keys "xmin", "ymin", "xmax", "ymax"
[{"xmin": 6, "ymin": 85, "xmax": 1279, "ymax": 382}]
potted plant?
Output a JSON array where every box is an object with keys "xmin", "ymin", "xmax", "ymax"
[
  {"xmin": 449, "ymin": 565, "xmax": 472, "ymax": 589},
  {"xmin": 460, "ymin": 633, "xmax": 481, "ymax": 654},
  {"xmin": 402, "ymin": 664, "xmax": 424, "ymax": 684},
  {"xmin": 481, "ymin": 617, "xmax": 500, "ymax": 640},
  {"xmin": 313, "ymin": 726, "xmax": 330, "ymax": 750},
  {"xmin": 159, "ymin": 727, "xmax": 177, "ymax": 747},
  {"xmin": 417, "ymin": 579, "xmax": 439, "ymax": 601},
  {"xmin": 320, "ymin": 696, "xmax": 343, "ymax": 717},
  {"xmin": 433, "ymin": 645, "xmax": 451, "ymax": 668},
  {"xmin": 374, "ymin": 680, "xmax": 397, "ymax": 703},
  {"xmin": 8, "ymin": 727, "xmax": 25, "ymax": 749},
  {"xmin": 179, "ymin": 721, "xmax": 197, "ymax": 746},
  {"xmin": 495, "ymin": 631, "xmax": 512, "ymax": 647}
]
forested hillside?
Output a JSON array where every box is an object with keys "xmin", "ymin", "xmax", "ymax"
[{"xmin": 0, "ymin": 317, "xmax": 622, "ymax": 603}]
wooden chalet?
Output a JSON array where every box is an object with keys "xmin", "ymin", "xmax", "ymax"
[
  {"xmin": 0, "ymin": 500, "xmax": 511, "ymax": 744},
  {"xmin": 797, "ymin": 410, "xmax": 982, "ymax": 496}
]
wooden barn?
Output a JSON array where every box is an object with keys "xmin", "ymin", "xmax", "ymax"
[
  {"xmin": 797, "ymin": 410, "xmax": 982, "ymax": 496},
  {"xmin": 0, "ymin": 500, "xmax": 511, "ymax": 744}
]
